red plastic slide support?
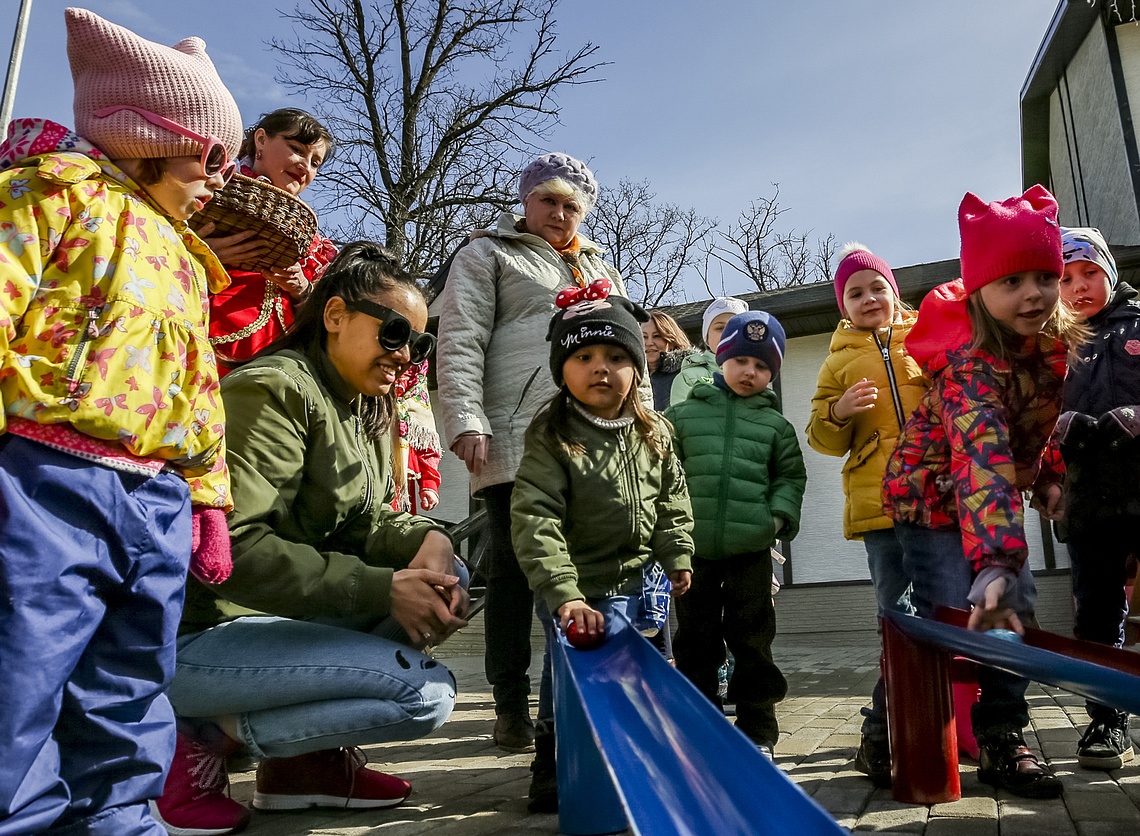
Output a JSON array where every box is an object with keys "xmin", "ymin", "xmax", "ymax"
[{"xmin": 882, "ymin": 615, "xmax": 961, "ymax": 804}]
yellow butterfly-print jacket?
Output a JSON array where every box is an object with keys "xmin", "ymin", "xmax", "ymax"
[{"xmin": 0, "ymin": 152, "xmax": 232, "ymax": 510}]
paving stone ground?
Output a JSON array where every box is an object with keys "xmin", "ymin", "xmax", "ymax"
[{"xmin": 228, "ymin": 634, "xmax": 1140, "ymax": 835}]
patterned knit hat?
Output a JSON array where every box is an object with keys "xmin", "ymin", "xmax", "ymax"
[
  {"xmin": 547, "ymin": 279, "xmax": 648, "ymax": 385},
  {"xmin": 716, "ymin": 310, "xmax": 786, "ymax": 379},
  {"xmin": 833, "ymin": 243, "xmax": 899, "ymax": 315},
  {"xmin": 1061, "ymin": 227, "xmax": 1118, "ymax": 288},
  {"xmin": 519, "ymin": 152, "xmax": 598, "ymax": 210},
  {"xmin": 958, "ymin": 185, "xmax": 1063, "ymax": 294},
  {"xmin": 701, "ymin": 297, "xmax": 749, "ymax": 345},
  {"xmin": 67, "ymin": 7, "xmax": 242, "ymax": 161}
]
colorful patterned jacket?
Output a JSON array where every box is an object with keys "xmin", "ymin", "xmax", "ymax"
[
  {"xmin": 0, "ymin": 119, "xmax": 232, "ymax": 509},
  {"xmin": 882, "ymin": 279, "xmax": 1066, "ymax": 575}
]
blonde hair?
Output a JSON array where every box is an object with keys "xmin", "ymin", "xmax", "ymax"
[
  {"xmin": 645, "ymin": 310, "xmax": 692, "ymax": 352},
  {"xmin": 966, "ymin": 292, "xmax": 1088, "ymax": 361},
  {"xmin": 527, "ymin": 177, "xmax": 590, "ymax": 213}
]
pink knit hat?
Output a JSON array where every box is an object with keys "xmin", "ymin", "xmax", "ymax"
[
  {"xmin": 833, "ymin": 243, "xmax": 898, "ymax": 314},
  {"xmin": 67, "ymin": 7, "xmax": 242, "ymax": 161},
  {"xmin": 958, "ymin": 185, "xmax": 1063, "ymax": 294}
]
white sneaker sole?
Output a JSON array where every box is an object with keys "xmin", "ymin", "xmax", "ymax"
[
  {"xmin": 1077, "ymin": 744, "xmax": 1135, "ymax": 770},
  {"xmin": 149, "ymin": 801, "xmax": 246, "ymax": 836},
  {"xmin": 251, "ymin": 791, "xmax": 409, "ymax": 811}
]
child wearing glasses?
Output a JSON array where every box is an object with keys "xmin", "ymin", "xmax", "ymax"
[
  {"xmin": 511, "ymin": 280, "xmax": 694, "ymax": 812},
  {"xmin": 0, "ymin": 9, "xmax": 241, "ymax": 835},
  {"xmin": 162, "ymin": 242, "xmax": 467, "ymax": 832}
]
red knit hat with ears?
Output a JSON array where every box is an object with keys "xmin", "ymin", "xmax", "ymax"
[
  {"xmin": 958, "ymin": 185, "xmax": 1063, "ymax": 294},
  {"xmin": 67, "ymin": 7, "xmax": 242, "ymax": 161}
]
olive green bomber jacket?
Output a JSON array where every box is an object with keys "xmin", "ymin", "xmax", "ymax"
[
  {"xmin": 510, "ymin": 408, "xmax": 694, "ymax": 614},
  {"xmin": 180, "ymin": 346, "xmax": 446, "ymax": 635}
]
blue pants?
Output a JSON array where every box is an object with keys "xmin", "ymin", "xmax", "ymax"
[
  {"xmin": 0, "ymin": 436, "xmax": 190, "ymax": 835},
  {"xmin": 894, "ymin": 522, "xmax": 1035, "ymax": 740},
  {"xmin": 861, "ymin": 527, "xmax": 914, "ymax": 740},
  {"xmin": 1067, "ymin": 523, "xmax": 1134, "ymax": 719}
]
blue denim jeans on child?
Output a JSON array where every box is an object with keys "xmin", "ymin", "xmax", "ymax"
[
  {"xmin": 894, "ymin": 521, "xmax": 1036, "ymax": 739},
  {"xmin": 0, "ymin": 436, "xmax": 190, "ymax": 836},
  {"xmin": 861, "ymin": 526, "xmax": 914, "ymax": 740}
]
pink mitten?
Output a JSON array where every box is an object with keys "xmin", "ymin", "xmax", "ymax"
[{"xmin": 190, "ymin": 506, "xmax": 233, "ymax": 585}]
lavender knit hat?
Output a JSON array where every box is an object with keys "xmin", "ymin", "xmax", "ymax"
[
  {"xmin": 67, "ymin": 7, "xmax": 242, "ymax": 161},
  {"xmin": 518, "ymin": 152, "xmax": 598, "ymax": 210}
]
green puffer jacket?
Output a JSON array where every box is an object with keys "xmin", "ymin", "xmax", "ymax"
[
  {"xmin": 510, "ymin": 406, "xmax": 694, "ymax": 613},
  {"xmin": 665, "ymin": 381, "xmax": 807, "ymax": 559},
  {"xmin": 180, "ymin": 345, "xmax": 446, "ymax": 636}
]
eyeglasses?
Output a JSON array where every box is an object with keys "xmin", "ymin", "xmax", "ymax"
[
  {"xmin": 347, "ymin": 298, "xmax": 436, "ymax": 364},
  {"xmin": 93, "ymin": 105, "xmax": 236, "ymax": 184}
]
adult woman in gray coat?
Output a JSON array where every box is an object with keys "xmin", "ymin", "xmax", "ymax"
[{"xmin": 436, "ymin": 153, "xmax": 638, "ymax": 754}]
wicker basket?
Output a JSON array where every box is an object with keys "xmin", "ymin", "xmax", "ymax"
[{"xmin": 190, "ymin": 173, "xmax": 319, "ymax": 271}]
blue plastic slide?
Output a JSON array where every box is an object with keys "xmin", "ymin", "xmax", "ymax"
[
  {"xmin": 884, "ymin": 611, "xmax": 1140, "ymax": 716},
  {"xmin": 552, "ymin": 612, "xmax": 849, "ymax": 836}
]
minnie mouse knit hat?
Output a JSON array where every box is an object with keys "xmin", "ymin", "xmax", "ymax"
[
  {"xmin": 833, "ymin": 242, "xmax": 898, "ymax": 315},
  {"xmin": 958, "ymin": 185, "xmax": 1063, "ymax": 294},
  {"xmin": 546, "ymin": 279, "xmax": 648, "ymax": 385},
  {"xmin": 519, "ymin": 152, "xmax": 598, "ymax": 210},
  {"xmin": 67, "ymin": 7, "xmax": 242, "ymax": 161}
]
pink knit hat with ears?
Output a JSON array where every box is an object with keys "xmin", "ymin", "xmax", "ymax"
[
  {"xmin": 833, "ymin": 243, "xmax": 898, "ymax": 314},
  {"xmin": 958, "ymin": 185, "xmax": 1063, "ymax": 294},
  {"xmin": 67, "ymin": 7, "xmax": 242, "ymax": 161}
]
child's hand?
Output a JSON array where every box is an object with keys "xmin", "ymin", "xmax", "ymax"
[
  {"xmin": 197, "ymin": 223, "xmax": 271, "ymax": 264},
  {"xmin": 419, "ymin": 489, "xmax": 439, "ymax": 511},
  {"xmin": 558, "ymin": 600, "xmax": 604, "ymax": 637},
  {"xmin": 668, "ymin": 569, "xmax": 692, "ymax": 597},
  {"xmin": 966, "ymin": 575, "xmax": 1024, "ymax": 635},
  {"xmin": 833, "ymin": 378, "xmax": 878, "ymax": 421},
  {"xmin": 1029, "ymin": 483, "xmax": 1064, "ymax": 521}
]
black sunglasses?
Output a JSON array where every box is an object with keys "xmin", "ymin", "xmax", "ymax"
[{"xmin": 347, "ymin": 297, "xmax": 436, "ymax": 364}]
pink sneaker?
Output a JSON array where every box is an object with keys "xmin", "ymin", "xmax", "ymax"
[
  {"xmin": 151, "ymin": 733, "xmax": 251, "ymax": 836},
  {"xmin": 252, "ymin": 747, "xmax": 412, "ymax": 810}
]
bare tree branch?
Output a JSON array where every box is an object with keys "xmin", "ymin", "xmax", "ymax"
[
  {"xmin": 272, "ymin": 0, "xmax": 607, "ymax": 277},
  {"xmin": 709, "ymin": 183, "xmax": 835, "ymax": 292},
  {"xmin": 584, "ymin": 178, "xmax": 715, "ymax": 307}
]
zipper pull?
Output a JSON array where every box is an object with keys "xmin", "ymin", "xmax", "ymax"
[{"xmin": 618, "ymin": 434, "xmax": 626, "ymax": 452}]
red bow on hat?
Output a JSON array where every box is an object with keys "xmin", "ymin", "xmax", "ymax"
[{"xmin": 555, "ymin": 277, "xmax": 613, "ymax": 309}]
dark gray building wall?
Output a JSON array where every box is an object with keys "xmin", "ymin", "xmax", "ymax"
[{"xmin": 1047, "ymin": 19, "xmax": 1140, "ymax": 242}]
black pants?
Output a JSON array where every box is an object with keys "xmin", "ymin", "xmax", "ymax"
[
  {"xmin": 1068, "ymin": 521, "xmax": 1135, "ymax": 720},
  {"xmin": 482, "ymin": 481, "xmax": 535, "ymax": 716},
  {"xmin": 674, "ymin": 551, "xmax": 786, "ymax": 747}
]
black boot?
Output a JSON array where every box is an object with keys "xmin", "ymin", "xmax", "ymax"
[
  {"xmin": 978, "ymin": 730, "xmax": 1062, "ymax": 798},
  {"xmin": 527, "ymin": 728, "xmax": 558, "ymax": 813}
]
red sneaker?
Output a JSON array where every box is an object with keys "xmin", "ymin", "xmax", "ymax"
[
  {"xmin": 151, "ymin": 733, "xmax": 251, "ymax": 836},
  {"xmin": 252, "ymin": 747, "xmax": 412, "ymax": 810}
]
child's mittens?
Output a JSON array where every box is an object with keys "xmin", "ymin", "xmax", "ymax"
[
  {"xmin": 1054, "ymin": 411, "xmax": 1097, "ymax": 456},
  {"xmin": 190, "ymin": 506, "xmax": 233, "ymax": 585},
  {"xmin": 1098, "ymin": 406, "xmax": 1140, "ymax": 446}
]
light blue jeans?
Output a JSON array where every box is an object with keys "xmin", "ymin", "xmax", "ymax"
[
  {"xmin": 894, "ymin": 522, "xmax": 1036, "ymax": 739},
  {"xmin": 170, "ymin": 616, "xmax": 458, "ymax": 759}
]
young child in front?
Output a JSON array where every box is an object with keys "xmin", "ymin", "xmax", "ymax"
[
  {"xmin": 1053, "ymin": 227, "xmax": 1137, "ymax": 770},
  {"xmin": 511, "ymin": 280, "xmax": 694, "ymax": 813},
  {"xmin": 883, "ymin": 186, "xmax": 1083, "ymax": 799},
  {"xmin": 805, "ymin": 244, "xmax": 927, "ymax": 787},
  {"xmin": 665, "ymin": 310, "xmax": 807, "ymax": 757},
  {"xmin": 670, "ymin": 295, "xmax": 748, "ymax": 405},
  {"xmin": 0, "ymin": 8, "xmax": 240, "ymax": 834}
]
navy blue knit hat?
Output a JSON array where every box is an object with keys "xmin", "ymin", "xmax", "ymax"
[{"xmin": 715, "ymin": 310, "xmax": 786, "ymax": 378}]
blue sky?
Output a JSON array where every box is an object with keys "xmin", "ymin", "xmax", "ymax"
[{"xmin": 4, "ymin": 0, "xmax": 1060, "ymax": 298}]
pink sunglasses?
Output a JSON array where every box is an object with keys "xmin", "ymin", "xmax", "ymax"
[{"xmin": 93, "ymin": 105, "xmax": 236, "ymax": 184}]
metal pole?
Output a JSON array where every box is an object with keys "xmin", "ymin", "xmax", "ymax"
[{"xmin": 0, "ymin": 0, "xmax": 35, "ymax": 137}]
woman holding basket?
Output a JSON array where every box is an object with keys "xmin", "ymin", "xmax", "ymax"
[{"xmin": 201, "ymin": 107, "xmax": 338, "ymax": 368}]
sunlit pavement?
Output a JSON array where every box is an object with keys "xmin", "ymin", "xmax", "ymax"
[{"xmin": 231, "ymin": 636, "xmax": 1140, "ymax": 835}]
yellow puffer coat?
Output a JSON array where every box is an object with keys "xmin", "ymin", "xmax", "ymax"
[
  {"xmin": 805, "ymin": 312, "xmax": 926, "ymax": 539},
  {"xmin": 0, "ymin": 151, "xmax": 232, "ymax": 509}
]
